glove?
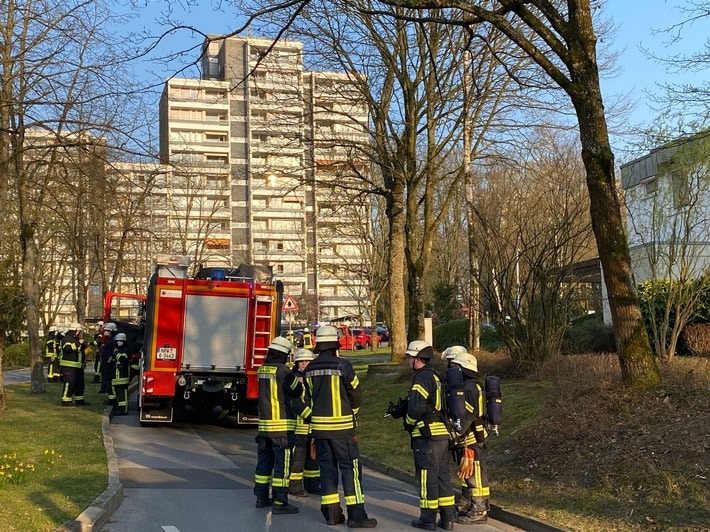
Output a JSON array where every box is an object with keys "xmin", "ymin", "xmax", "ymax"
[
  {"xmin": 403, "ymin": 420, "xmax": 414, "ymax": 433},
  {"xmin": 457, "ymin": 447, "xmax": 475, "ymax": 479}
]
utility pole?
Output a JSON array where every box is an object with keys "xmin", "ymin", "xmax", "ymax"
[{"xmin": 463, "ymin": 49, "xmax": 481, "ymax": 351}]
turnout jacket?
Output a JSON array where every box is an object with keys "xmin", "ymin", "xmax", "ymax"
[
  {"xmin": 303, "ymin": 350, "xmax": 361, "ymax": 438},
  {"xmin": 60, "ymin": 332, "xmax": 84, "ymax": 368},
  {"xmin": 458, "ymin": 376, "xmax": 488, "ymax": 447},
  {"xmin": 405, "ymin": 365, "xmax": 450, "ymax": 440},
  {"xmin": 291, "ymin": 367, "xmax": 313, "ymax": 436},
  {"xmin": 257, "ymin": 354, "xmax": 302, "ymax": 438}
]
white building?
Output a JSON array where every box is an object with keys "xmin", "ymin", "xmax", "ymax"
[{"xmin": 621, "ymin": 132, "xmax": 710, "ymax": 284}]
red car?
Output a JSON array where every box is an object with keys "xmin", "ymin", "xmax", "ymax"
[{"xmin": 351, "ymin": 327, "xmax": 381, "ymax": 349}]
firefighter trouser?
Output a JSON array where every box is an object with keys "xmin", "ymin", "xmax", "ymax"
[
  {"xmin": 112, "ymin": 381, "xmax": 129, "ymax": 414},
  {"xmin": 94, "ymin": 357, "xmax": 102, "ymax": 382},
  {"xmin": 102, "ymin": 359, "xmax": 114, "ymax": 393},
  {"xmin": 290, "ymin": 433, "xmax": 320, "ymax": 492},
  {"xmin": 48, "ymin": 357, "xmax": 60, "ymax": 381},
  {"xmin": 61, "ymin": 367, "xmax": 85, "ymax": 404},
  {"xmin": 254, "ymin": 435, "xmax": 292, "ymax": 504},
  {"xmin": 461, "ymin": 442, "xmax": 490, "ymax": 511},
  {"xmin": 315, "ymin": 436, "xmax": 366, "ymax": 521},
  {"xmin": 412, "ymin": 437, "xmax": 455, "ymax": 511}
]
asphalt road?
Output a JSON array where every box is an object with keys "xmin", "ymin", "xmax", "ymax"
[{"xmin": 100, "ymin": 396, "xmax": 521, "ymax": 532}]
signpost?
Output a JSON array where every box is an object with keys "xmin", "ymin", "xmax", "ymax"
[{"xmin": 282, "ymin": 295, "xmax": 299, "ymax": 351}]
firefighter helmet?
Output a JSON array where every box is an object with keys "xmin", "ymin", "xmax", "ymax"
[
  {"xmin": 294, "ymin": 348, "xmax": 315, "ymax": 362},
  {"xmin": 103, "ymin": 322, "xmax": 117, "ymax": 332},
  {"xmin": 405, "ymin": 340, "xmax": 434, "ymax": 359},
  {"xmin": 70, "ymin": 323, "xmax": 83, "ymax": 333},
  {"xmin": 269, "ymin": 336, "xmax": 293, "ymax": 355},
  {"xmin": 316, "ymin": 325, "xmax": 338, "ymax": 343},
  {"xmin": 451, "ymin": 352, "xmax": 478, "ymax": 373},
  {"xmin": 48, "ymin": 326, "xmax": 57, "ymax": 333},
  {"xmin": 443, "ymin": 345, "xmax": 467, "ymax": 360},
  {"xmin": 115, "ymin": 332, "xmax": 127, "ymax": 342}
]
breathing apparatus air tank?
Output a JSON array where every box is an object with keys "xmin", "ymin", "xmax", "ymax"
[
  {"xmin": 485, "ymin": 375, "xmax": 503, "ymax": 435},
  {"xmin": 446, "ymin": 366, "xmax": 466, "ymax": 432}
]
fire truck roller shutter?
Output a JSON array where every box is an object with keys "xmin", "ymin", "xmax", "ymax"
[{"xmin": 182, "ymin": 293, "xmax": 250, "ymax": 370}]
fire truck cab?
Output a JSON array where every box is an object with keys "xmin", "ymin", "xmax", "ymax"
[{"xmin": 139, "ymin": 255, "xmax": 283, "ymax": 425}]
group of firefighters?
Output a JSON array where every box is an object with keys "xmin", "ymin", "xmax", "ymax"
[
  {"xmin": 254, "ymin": 325, "xmax": 491, "ymax": 530},
  {"xmin": 44, "ymin": 322, "xmax": 136, "ymax": 415}
]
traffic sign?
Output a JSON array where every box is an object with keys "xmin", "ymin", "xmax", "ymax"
[{"xmin": 282, "ymin": 294, "xmax": 299, "ymax": 311}]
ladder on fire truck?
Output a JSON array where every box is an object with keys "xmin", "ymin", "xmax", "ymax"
[{"xmin": 252, "ymin": 294, "xmax": 274, "ymax": 365}]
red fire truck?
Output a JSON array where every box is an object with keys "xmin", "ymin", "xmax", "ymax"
[{"xmin": 139, "ymin": 255, "xmax": 284, "ymax": 425}]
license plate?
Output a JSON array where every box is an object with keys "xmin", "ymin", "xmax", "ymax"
[{"xmin": 157, "ymin": 347, "xmax": 177, "ymax": 360}]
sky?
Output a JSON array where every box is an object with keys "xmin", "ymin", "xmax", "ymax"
[{"xmin": 131, "ymin": 1, "xmax": 707, "ymax": 158}]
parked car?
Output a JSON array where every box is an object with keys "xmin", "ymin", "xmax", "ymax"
[
  {"xmin": 351, "ymin": 327, "xmax": 382, "ymax": 349},
  {"xmin": 375, "ymin": 326, "xmax": 390, "ymax": 343}
]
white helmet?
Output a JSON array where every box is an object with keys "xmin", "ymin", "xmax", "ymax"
[
  {"xmin": 103, "ymin": 322, "xmax": 117, "ymax": 332},
  {"xmin": 405, "ymin": 340, "xmax": 433, "ymax": 359},
  {"xmin": 316, "ymin": 325, "xmax": 339, "ymax": 343},
  {"xmin": 115, "ymin": 332, "xmax": 127, "ymax": 342},
  {"xmin": 451, "ymin": 352, "xmax": 478, "ymax": 373},
  {"xmin": 269, "ymin": 336, "xmax": 293, "ymax": 355},
  {"xmin": 48, "ymin": 326, "xmax": 57, "ymax": 333},
  {"xmin": 70, "ymin": 323, "xmax": 83, "ymax": 333},
  {"xmin": 443, "ymin": 345, "xmax": 467, "ymax": 361},
  {"xmin": 294, "ymin": 348, "xmax": 315, "ymax": 362}
]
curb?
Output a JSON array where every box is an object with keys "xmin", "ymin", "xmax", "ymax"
[{"xmin": 54, "ymin": 404, "xmax": 123, "ymax": 532}]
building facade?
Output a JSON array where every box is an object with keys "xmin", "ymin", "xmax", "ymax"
[{"xmin": 156, "ymin": 36, "xmax": 371, "ymax": 323}]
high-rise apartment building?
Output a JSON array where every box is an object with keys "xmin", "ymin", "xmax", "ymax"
[{"xmin": 157, "ymin": 36, "xmax": 371, "ymax": 323}]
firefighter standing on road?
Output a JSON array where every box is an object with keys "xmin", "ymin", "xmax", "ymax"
[
  {"xmin": 288, "ymin": 348, "xmax": 321, "ymax": 497},
  {"xmin": 112, "ymin": 333, "xmax": 131, "ymax": 415},
  {"xmin": 449, "ymin": 352, "xmax": 490, "ymax": 525},
  {"xmin": 303, "ymin": 325, "xmax": 377, "ymax": 528},
  {"xmin": 59, "ymin": 324, "xmax": 89, "ymax": 406},
  {"xmin": 403, "ymin": 340, "xmax": 455, "ymax": 531},
  {"xmin": 253, "ymin": 336, "xmax": 302, "ymax": 515}
]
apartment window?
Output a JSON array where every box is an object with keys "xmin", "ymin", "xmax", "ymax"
[
  {"xmin": 671, "ymin": 171, "xmax": 690, "ymax": 209},
  {"xmin": 643, "ymin": 177, "xmax": 657, "ymax": 196},
  {"xmin": 276, "ymin": 264, "xmax": 285, "ymax": 273},
  {"xmin": 276, "ymin": 242, "xmax": 284, "ymax": 251},
  {"xmin": 205, "ymin": 110, "xmax": 227, "ymax": 121}
]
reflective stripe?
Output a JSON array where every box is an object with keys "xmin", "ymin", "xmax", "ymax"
[
  {"xmin": 308, "ymin": 368, "xmax": 342, "ymax": 377},
  {"xmin": 255, "ymin": 474, "xmax": 272, "ymax": 485},
  {"xmin": 412, "ymin": 383, "xmax": 429, "ymax": 399},
  {"xmin": 321, "ymin": 493, "xmax": 340, "ymax": 505}
]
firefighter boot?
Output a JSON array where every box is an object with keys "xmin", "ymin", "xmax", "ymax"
[
  {"xmin": 457, "ymin": 496, "xmax": 489, "ymax": 525},
  {"xmin": 411, "ymin": 509, "xmax": 437, "ymax": 530},
  {"xmin": 272, "ymin": 501, "xmax": 299, "ymax": 514},
  {"xmin": 289, "ymin": 480, "xmax": 308, "ymax": 498},
  {"xmin": 346, "ymin": 503, "xmax": 377, "ymax": 528},
  {"xmin": 456, "ymin": 486, "xmax": 472, "ymax": 515},
  {"xmin": 255, "ymin": 498, "xmax": 273, "ymax": 508},
  {"xmin": 438, "ymin": 505, "xmax": 456, "ymax": 530},
  {"xmin": 321, "ymin": 504, "xmax": 345, "ymax": 525}
]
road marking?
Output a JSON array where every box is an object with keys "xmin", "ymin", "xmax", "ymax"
[{"xmin": 162, "ymin": 527, "xmax": 180, "ymax": 532}]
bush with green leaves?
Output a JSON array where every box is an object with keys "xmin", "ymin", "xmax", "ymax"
[
  {"xmin": 3, "ymin": 342, "xmax": 31, "ymax": 367},
  {"xmin": 562, "ymin": 316, "xmax": 616, "ymax": 354},
  {"xmin": 432, "ymin": 318, "xmax": 505, "ymax": 352}
]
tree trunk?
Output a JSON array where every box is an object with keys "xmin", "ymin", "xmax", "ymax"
[
  {"xmin": 387, "ymin": 186, "xmax": 408, "ymax": 362},
  {"xmin": 569, "ymin": 27, "xmax": 661, "ymax": 387}
]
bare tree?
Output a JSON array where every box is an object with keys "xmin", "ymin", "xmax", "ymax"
[
  {"xmin": 0, "ymin": 0, "xmax": 153, "ymax": 394},
  {"xmin": 470, "ymin": 129, "xmax": 596, "ymax": 371},
  {"xmin": 374, "ymin": 0, "xmax": 661, "ymax": 387}
]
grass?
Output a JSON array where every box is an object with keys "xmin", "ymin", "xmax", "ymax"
[
  {"xmin": 0, "ymin": 379, "xmax": 108, "ymax": 531},
  {"xmin": 2, "ymin": 350, "xmax": 709, "ymax": 531}
]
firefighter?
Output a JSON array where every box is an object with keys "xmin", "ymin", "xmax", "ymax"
[
  {"xmin": 303, "ymin": 325, "xmax": 377, "ymax": 528},
  {"xmin": 112, "ymin": 333, "xmax": 131, "ymax": 415},
  {"xmin": 253, "ymin": 336, "xmax": 301, "ymax": 515},
  {"xmin": 59, "ymin": 323, "xmax": 89, "ymax": 406},
  {"xmin": 93, "ymin": 321, "xmax": 104, "ymax": 383},
  {"xmin": 100, "ymin": 322, "xmax": 118, "ymax": 397},
  {"xmin": 45, "ymin": 326, "xmax": 59, "ymax": 382},
  {"xmin": 288, "ymin": 348, "xmax": 320, "ymax": 497},
  {"xmin": 403, "ymin": 340, "xmax": 455, "ymax": 531},
  {"xmin": 301, "ymin": 327, "xmax": 313, "ymax": 350},
  {"xmin": 449, "ymin": 352, "xmax": 490, "ymax": 525}
]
